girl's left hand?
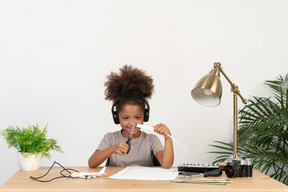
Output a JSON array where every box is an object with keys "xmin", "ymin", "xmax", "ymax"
[{"xmin": 154, "ymin": 123, "xmax": 171, "ymax": 138}]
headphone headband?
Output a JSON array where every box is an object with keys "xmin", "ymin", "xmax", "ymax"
[
  {"xmin": 111, "ymin": 93, "xmax": 150, "ymax": 111},
  {"xmin": 111, "ymin": 93, "xmax": 150, "ymax": 124}
]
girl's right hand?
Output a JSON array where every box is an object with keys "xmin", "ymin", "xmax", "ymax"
[{"xmin": 110, "ymin": 141, "xmax": 131, "ymax": 156}]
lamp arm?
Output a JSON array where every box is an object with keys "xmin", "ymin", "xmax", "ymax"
[
  {"xmin": 214, "ymin": 62, "xmax": 247, "ymax": 157},
  {"xmin": 214, "ymin": 63, "xmax": 247, "ymax": 104}
]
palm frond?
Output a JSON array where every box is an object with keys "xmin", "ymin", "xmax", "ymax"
[{"xmin": 209, "ymin": 74, "xmax": 288, "ymax": 185}]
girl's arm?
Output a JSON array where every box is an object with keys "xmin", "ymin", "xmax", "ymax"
[
  {"xmin": 154, "ymin": 124, "xmax": 174, "ymax": 169},
  {"xmin": 88, "ymin": 141, "xmax": 130, "ymax": 168}
]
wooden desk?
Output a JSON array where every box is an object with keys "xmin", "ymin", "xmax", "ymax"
[{"xmin": 1, "ymin": 167, "xmax": 288, "ymax": 192}]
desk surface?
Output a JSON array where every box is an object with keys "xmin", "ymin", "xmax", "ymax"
[{"xmin": 1, "ymin": 166, "xmax": 288, "ymax": 192}]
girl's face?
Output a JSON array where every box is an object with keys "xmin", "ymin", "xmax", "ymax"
[{"xmin": 118, "ymin": 104, "xmax": 144, "ymax": 138}]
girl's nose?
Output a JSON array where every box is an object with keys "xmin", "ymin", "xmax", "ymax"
[{"xmin": 130, "ymin": 119, "xmax": 136, "ymax": 126}]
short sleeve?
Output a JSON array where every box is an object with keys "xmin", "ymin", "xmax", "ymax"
[
  {"xmin": 150, "ymin": 134, "xmax": 164, "ymax": 155},
  {"xmin": 97, "ymin": 133, "xmax": 113, "ymax": 151}
]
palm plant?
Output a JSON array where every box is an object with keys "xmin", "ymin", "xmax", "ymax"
[{"xmin": 210, "ymin": 74, "xmax": 288, "ymax": 184}]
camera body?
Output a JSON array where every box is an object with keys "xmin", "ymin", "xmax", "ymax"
[{"xmin": 225, "ymin": 156, "xmax": 253, "ymax": 178}]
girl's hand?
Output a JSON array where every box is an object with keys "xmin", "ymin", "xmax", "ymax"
[
  {"xmin": 154, "ymin": 123, "xmax": 171, "ymax": 138},
  {"xmin": 110, "ymin": 141, "xmax": 131, "ymax": 156}
]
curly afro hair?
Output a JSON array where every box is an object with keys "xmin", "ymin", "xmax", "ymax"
[
  {"xmin": 104, "ymin": 65, "xmax": 154, "ymax": 112},
  {"xmin": 104, "ymin": 65, "xmax": 154, "ymax": 100}
]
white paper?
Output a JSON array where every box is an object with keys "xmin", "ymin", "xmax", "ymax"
[{"xmin": 108, "ymin": 166, "xmax": 178, "ymax": 180}]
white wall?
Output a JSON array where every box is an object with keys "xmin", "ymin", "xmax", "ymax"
[{"xmin": 0, "ymin": 0, "xmax": 287, "ymax": 185}]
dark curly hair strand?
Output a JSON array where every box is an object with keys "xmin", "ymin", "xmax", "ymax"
[{"xmin": 104, "ymin": 65, "xmax": 154, "ymax": 112}]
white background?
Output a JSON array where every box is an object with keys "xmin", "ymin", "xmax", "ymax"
[{"xmin": 0, "ymin": 0, "xmax": 287, "ymax": 185}]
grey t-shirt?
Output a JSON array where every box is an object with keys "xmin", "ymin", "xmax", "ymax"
[{"xmin": 97, "ymin": 130, "xmax": 164, "ymax": 166}]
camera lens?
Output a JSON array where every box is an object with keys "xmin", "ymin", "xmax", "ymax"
[{"xmin": 225, "ymin": 162, "xmax": 242, "ymax": 178}]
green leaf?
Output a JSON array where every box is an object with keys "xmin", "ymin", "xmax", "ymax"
[
  {"xmin": 209, "ymin": 74, "xmax": 288, "ymax": 185},
  {"xmin": 0, "ymin": 124, "xmax": 64, "ymax": 159}
]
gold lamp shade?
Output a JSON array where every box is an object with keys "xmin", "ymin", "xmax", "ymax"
[{"xmin": 191, "ymin": 67, "xmax": 223, "ymax": 107}]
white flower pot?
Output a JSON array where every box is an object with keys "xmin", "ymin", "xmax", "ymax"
[{"xmin": 17, "ymin": 152, "xmax": 42, "ymax": 171}]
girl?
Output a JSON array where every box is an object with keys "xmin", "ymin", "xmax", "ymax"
[{"xmin": 88, "ymin": 65, "xmax": 174, "ymax": 168}]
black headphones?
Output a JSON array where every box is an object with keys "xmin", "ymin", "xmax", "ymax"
[{"xmin": 111, "ymin": 93, "xmax": 150, "ymax": 124}]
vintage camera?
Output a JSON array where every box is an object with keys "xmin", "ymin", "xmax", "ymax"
[{"xmin": 225, "ymin": 156, "xmax": 253, "ymax": 178}]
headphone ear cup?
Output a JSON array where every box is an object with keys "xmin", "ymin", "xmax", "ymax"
[
  {"xmin": 112, "ymin": 111, "xmax": 120, "ymax": 124},
  {"xmin": 144, "ymin": 109, "xmax": 149, "ymax": 122}
]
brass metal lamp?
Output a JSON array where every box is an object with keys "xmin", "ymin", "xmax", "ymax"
[{"xmin": 191, "ymin": 62, "xmax": 247, "ymax": 157}]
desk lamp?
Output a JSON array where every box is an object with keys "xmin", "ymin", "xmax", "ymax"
[{"xmin": 191, "ymin": 62, "xmax": 247, "ymax": 157}]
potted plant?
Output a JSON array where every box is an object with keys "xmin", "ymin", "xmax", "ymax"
[
  {"xmin": 0, "ymin": 124, "xmax": 63, "ymax": 171},
  {"xmin": 209, "ymin": 74, "xmax": 288, "ymax": 184}
]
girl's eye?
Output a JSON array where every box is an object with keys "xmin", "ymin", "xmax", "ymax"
[
  {"xmin": 122, "ymin": 117, "xmax": 129, "ymax": 120},
  {"xmin": 136, "ymin": 116, "xmax": 141, "ymax": 120}
]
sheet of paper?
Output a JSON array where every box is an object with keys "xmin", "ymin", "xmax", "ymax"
[{"xmin": 108, "ymin": 166, "xmax": 178, "ymax": 180}]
